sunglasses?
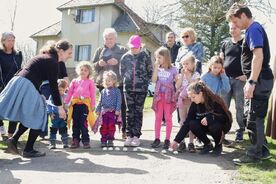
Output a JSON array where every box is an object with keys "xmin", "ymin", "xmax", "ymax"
[{"xmin": 182, "ymin": 35, "xmax": 189, "ymax": 39}]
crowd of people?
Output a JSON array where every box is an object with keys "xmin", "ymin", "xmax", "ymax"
[{"xmin": 0, "ymin": 3, "xmax": 275, "ymax": 165}]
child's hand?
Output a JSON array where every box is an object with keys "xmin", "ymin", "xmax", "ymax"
[
  {"xmin": 154, "ymin": 60, "xmax": 160, "ymax": 68},
  {"xmin": 170, "ymin": 141, "xmax": 178, "ymax": 151},
  {"xmin": 201, "ymin": 117, "xmax": 208, "ymax": 126},
  {"xmin": 50, "ymin": 114, "xmax": 55, "ymax": 120},
  {"xmin": 115, "ymin": 111, "xmax": 120, "ymax": 116},
  {"xmin": 220, "ymin": 68, "xmax": 225, "ymax": 74}
]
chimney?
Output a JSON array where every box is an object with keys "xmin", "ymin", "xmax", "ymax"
[{"xmin": 114, "ymin": 0, "xmax": 125, "ymax": 3}]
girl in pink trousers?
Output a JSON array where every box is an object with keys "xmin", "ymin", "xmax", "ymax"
[{"xmin": 151, "ymin": 47, "xmax": 177, "ymax": 149}]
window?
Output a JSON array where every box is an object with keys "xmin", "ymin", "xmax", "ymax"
[
  {"xmin": 74, "ymin": 45, "xmax": 92, "ymax": 61},
  {"xmin": 75, "ymin": 9, "xmax": 95, "ymax": 23}
]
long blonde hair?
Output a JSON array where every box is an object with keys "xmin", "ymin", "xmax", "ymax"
[{"xmin": 154, "ymin": 47, "xmax": 172, "ymax": 69}]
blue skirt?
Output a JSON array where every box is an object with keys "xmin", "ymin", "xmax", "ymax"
[{"xmin": 0, "ymin": 76, "xmax": 47, "ymax": 130}]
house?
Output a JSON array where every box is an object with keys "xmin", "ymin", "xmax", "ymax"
[{"xmin": 31, "ymin": 0, "xmax": 172, "ymax": 76}]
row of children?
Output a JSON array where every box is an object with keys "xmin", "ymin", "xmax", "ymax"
[{"xmin": 49, "ymin": 34, "xmax": 230, "ymax": 154}]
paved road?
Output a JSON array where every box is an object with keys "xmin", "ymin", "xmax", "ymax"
[{"xmin": 0, "ymin": 111, "xmax": 238, "ymax": 184}]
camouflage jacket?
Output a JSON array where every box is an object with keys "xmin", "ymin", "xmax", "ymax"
[
  {"xmin": 120, "ymin": 51, "xmax": 153, "ymax": 92},
  {"xmin": 92, "ymin": 44, "xmax": 128, "ymax": 87}
]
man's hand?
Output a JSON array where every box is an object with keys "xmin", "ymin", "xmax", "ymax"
[
  {"xmin": 99, "ymin": 59, "xmax": 107, "ymax": 67},
  {"xmin": 107, "ymin": 58, "xmax": 118, "ymax": 65},
  {"xmin": 244, "ymin": 82, "xmax": 255, "ymax": 99}
]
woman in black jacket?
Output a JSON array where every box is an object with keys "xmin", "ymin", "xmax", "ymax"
[
  {"xmin": 171, "ymin": 81, "xmax": 232, "ymax": 155},
  {"xmin": 0, "ymin": 32, "xmax": 22, "ymax": 139}
]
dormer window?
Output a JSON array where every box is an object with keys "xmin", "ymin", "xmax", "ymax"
[{"xmin": 75, "ymin": 8, "xmax": 95, "ymax": 23}]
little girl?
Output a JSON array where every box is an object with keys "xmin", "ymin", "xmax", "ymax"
[
  {"xmin": 201, "ymin": 56, "xmax": 230, "ymax": 145},
  {"xmin": 120, "ymin": 35, "xmax": 153, "ymax": 147},
  {"xmin": 175, "ymin": 54, "xmax": 200, "ymax": 152},
  {"xmin": 201, "ymin": 56, "xmax": 230, "ymax": 97},
  {"xmin": 95, "ymin": 71, "xmax": 121, "ymax": 148},
  {"xmin": 151, "ymin": 47, "xmax": 177, "ymax": 149},
  {"xmin": 65, "ymin": 61, "xmax": 96, "ymax": 149},
  {"xmin": 47, "ymin": 79, "xmax": 68, "ymax": 149}
]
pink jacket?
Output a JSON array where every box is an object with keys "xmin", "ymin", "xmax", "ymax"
[
  {"xmin": 64, "ymin": 78, "xmax": 96, "ymax": 108},
  {"xmin": 152, "ymin": 81, "xmax": 176, "ymax": 113}
]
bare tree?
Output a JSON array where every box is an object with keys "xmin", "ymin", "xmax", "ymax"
[
  {"xmin": 9, "ymin": 0, "xmax": 18, "ymax": 31},
  {"xmin": 16, "ymin": 42, "xmax": 35, "ymax": 66}
]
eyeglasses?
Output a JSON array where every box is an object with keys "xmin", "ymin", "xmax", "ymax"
[{"xmin": 182, "ymin": 35, "xmax": 189, "ymax": 39}]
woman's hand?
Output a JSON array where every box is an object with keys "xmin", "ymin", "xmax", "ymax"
[
  {"xmin": 201, "ymin": 117, "xmax": 208, "ymax": 126},
  {"xmin": 58, "ymin": 106, "xmax": 66, "ymax": 120},
  {"xmin": 170, "ymin": 141, "xmax": 178, "ymax": 151}
]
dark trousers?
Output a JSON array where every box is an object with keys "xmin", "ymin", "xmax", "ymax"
[
  {"xmin": 100, "ymin": 111, "xmax": 116, "ymax": 143},
  {"xmin": 190, "ymin": 120, "xmax": 223, "ymax": 146},
  {"xmin": 125, "ymin": 91, "xmax": 147, "ymax": 138},
  {"xmin": 244, "ymin": 77, "xmax": 273, "ymax": 159},
  {"xmin": 39, "ymin": 83, "xmax": 51, "ymax": 137},
  {"xmin": 13, "ymin": 123, "xmax": 40, "ymax": 152},
  {"xmin": 72, "ymin": 104, "xmax": 90, "ymax": 143},
  {"xmin": 98, "ymin": 86, "xmax": 126, "ymax": 133},
  {"xmin": 0, "ymin": 120, "xmax": 18, "ymax": 134}
]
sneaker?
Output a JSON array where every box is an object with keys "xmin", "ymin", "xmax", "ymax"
[
  {"xmin": 177, "ymin": 141, "xmax": 186, "ymax": 152},
  {"xmin": 83, "ymin": 142, "xmax": 91, "ymax": 149},
  {"xmin": 122, "ymin": 132, "xmax": 127, "ymax": 140},
  {"xmin": 130, "ymin": 136, "xmax": 140, "ymax": 147},
  {"xmin": 151, "ymin": 138, "xmax": 161, "ymax": 148},
  {"xmin": 235, "ymin": 131, "xmax": 244, "ymax": 142},
  {"xmin": 101, "ymin": 142, "xmax": 107, "ymax": 148},
  {"xmin": 6, "ymin": 138, "xmax": 19, "ymax": 154},
  {"xmin": 200, "ymin": 143, "xmax": 213, "ymax": 154},
  {"xmin": 188, "ymin": 143, "xmax": 196, "ymax": 153},
  {"xmin": 124, "ymin": 136, "xmax": 133, "ymax": 147},
  {"xmin": 107, "ymin": 140, "xmax": 114, "ymax": 147},
  {"xmin": 49, "ymin": 143, "xmax": 56, "ymax": 149},
  {"xmin": 212, "ymin": 144, "xmax": 222, "ymax": 156},
  {"xmin": 63, "ymin": 145, "xmax": 69, "ymax": 148},
  {"xmin": 222, "ymin": 138, "xmax": 232, "ymax": 146},
  {"xmin": 70, "ymin": 138, "xmax": 80, "ymax": 149},
  {"xmin": 0, "ymin": 126, "xmax": 6, "ymax": 135},
  {"xmin": 23, "ymin": 150, "xmax": 46, "ymax": 158},
  {"xmin": 261, "ymin": 145, "xmax": 272, "ymax": 160},
  {"xmin": 163, "ymin": 139, "xmax": 170, "ymax": 149},
  {"xmin": 233, "ymin": 155, "xmax": 261, "ymax": 165}
]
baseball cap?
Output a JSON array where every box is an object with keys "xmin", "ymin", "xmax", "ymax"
[{"xmin": 128, "ymin": 35, "xmax": 142, "ymax": 48}]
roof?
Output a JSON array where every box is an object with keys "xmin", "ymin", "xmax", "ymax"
[
  {"xmin": 57, "ymin": 0, "xmax": 114, "ymax": 10},
  {"xmin": 32, "ymin": 1, "xmax": 172, "ymax": 45},
  {"xmin": 31, "ymin": 21, "xmax": 61, "ymax": 38}
]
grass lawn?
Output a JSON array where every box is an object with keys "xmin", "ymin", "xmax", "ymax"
[{"xmin": 234, "ymin": 136, "xmax": 276, "ymax": 184}]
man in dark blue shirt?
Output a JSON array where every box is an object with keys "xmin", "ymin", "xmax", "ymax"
[{"xmin": 227, "ymin": 3, "xmax": 274, "ymax": 165}]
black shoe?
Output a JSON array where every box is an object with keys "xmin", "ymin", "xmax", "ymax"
[
  {"xmin": 107, "ymin": 140, "xmax": 114, "ymax": 147},
  {"xmin": 177, "ymin": 141, "xmax": 186, "ymax": 152},
  {"xmin": 101, "ymin": 142, "xmax": 107, "ymax": 148},
  {"xmin": 6, "ymin": 138, "xmax": 19, "ymax": 154},
  {"xmin": 200, "ymin": 143, "xmax": 213, "ymax": 154},
  {"xmin": 212, "ymin": 144, "xmax": 222, "ymax": 156},
  {"xmin": 63, "ymin": 145, "xmax": 69, "ymax": 148},
  {"xmin": 188, "ymin": 143, "xmax": 196, "ymax": 153},
  {"xmin": 163, "ymin": 139, "xmax": 170, "ymax": 150},
  {"xmin": 23, "ymin": 150, "xmax": 46, "ymax": 158},
  {"xmin": 151, "ymin": 138, "xmax": 161, "ymax": 148}
]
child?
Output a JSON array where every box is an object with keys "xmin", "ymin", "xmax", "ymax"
[
  {"xmin": 47, "ymin": 79, "xmax": 68, "ymax": 149},
  {"xmin": 175, "ymin": 54, "xmax": 200, "ymax": 152},
  {"xmin": 201, "ymin": 56, "xmax": 230, "ymax": 97},
  {"xmin": 65, "ymin": 61, "xmax": 96, "ymax": 149},
  {"xmin": 120, "ymin": 35, "xmax": 153, "ymax": 147},
  {"xmin": 96, "ymin": 71, "xmax": 121, "ymax": 148},
  {"xmin": 171, "ymin": 81, "xmax": 232, "ymax": 156},
  {"xmin": 151, "ymin": 47, "xmax": 177, "ymax": 149}
]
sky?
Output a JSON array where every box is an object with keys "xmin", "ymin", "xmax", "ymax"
[{"xmin": 0, "ymin": 0, "xmax": 275, "ymax": 60}]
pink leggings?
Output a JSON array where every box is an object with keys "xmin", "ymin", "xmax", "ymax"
[{"xmin": 154, "ymin": 94, "xmax": 172, "ymax": 140}]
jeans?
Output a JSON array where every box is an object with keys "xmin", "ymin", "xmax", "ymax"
[
  {"xmin": 39, "ymin": 83, "xmax": 51, "ymax": 137},
  {"xmin": 244, "ymin": 77, "xmax": 273, "ymax": 159},
  {"xmin": 222, "ymin": 78, "xmax": 245, "ymax": 132}
]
